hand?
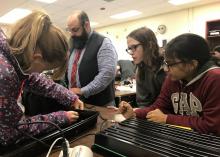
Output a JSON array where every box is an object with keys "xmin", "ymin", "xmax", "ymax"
[
  {"xmin": 66, "ymin": 111, "xmax": 79, "ymax": 123},
  {"xmin": 118, "ymin": 101, "xmax": 135, "ymax": 119},
  {"xmin": 70, "ymin": 88, "xmax": 82, "ymax": 95},
  {"xmin": 106, "ymin": 106, "xmax": 118, "ymax": 112},
  {"xmin": 146, "ymin": 109, "xmax": 167, "ymax": 123},
  {"xmin": 71, "ymin": 98, "xmax": 84, "ymax": 110}
]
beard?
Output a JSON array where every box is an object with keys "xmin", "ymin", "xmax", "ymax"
[{"xmin": 71, "ymin": 27, "xmax": 89, "ymax": 49}]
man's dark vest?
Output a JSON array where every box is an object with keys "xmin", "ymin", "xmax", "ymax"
[{"xmin": 78, "ymin": 32, "xmax": 115, "ymax": 106}]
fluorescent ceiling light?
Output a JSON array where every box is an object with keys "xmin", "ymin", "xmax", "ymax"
[
  {"xmin": 110, "ymin": 10, "xmax": 142, "ymax": 19},
  {"xmin": 90, "ymin": 22, "xmax": 98, "ymax": 27},
  {"xmin": 0, "ymin": 8, "xmax": 31, "ymax": 24},
  {"xmin": 35, "ymin": 0, "xmax": 57, "ymax": 4},
  {"xmin": 168, "ymin": 0, "xmax": 200, "ymax": 5}
]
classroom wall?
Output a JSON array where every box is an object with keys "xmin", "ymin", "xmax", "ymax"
[{"xmin": 96, "ymin": 2, "xmax": 220, "ymax": 60}]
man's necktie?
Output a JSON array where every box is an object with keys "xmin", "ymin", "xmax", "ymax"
[{"xmin": 71, "ymin": 49, "xmax": 82, "ymax": 87}]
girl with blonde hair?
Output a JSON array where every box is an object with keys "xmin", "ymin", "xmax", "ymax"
[{"xmin": 0, "ymin": 11, "xmax": 83, "ymax": 146}]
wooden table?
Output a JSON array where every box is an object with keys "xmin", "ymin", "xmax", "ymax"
[
  {"xmin": 115, "ymin": 90, "xmax": 136, "ymax": 97},
  {"xmin": 41, "ymin": 104, "xmax": 116, "ymax": 157}
]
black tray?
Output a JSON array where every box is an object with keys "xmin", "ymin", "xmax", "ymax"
[
  {"xmin": 93, "ymin": 118, "xmax": 220, "ymax": 157},
  {"xmin": 0, "ymin": 110, "xmax": 99, "ymax": 157}
]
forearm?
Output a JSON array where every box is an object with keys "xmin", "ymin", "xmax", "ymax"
[
  {"xmin": 135, "ymin": 106, "xmax": 157, "ymax": 119},
  {"xmin": 25, "ymin": 73, "xmax": 78, "ymax": 106},
  {"xmin": 18, "ymin": 111, "xmax": 69, "ymax": 136},
  {"xmin": 81, "ymin": 70, "xmax": 115, "ymax": 97},
  {"xmin": 81, "ymin": 38, "xmax": 117, "ymax": 97},
  {"xmin": 135, "ymin": 94, "xmax": 172, "ymax": 119}
]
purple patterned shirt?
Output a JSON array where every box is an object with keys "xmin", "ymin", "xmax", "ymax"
[{"xmin": 0, "ymin": 29, "xmax": 78, "ymax": 145}]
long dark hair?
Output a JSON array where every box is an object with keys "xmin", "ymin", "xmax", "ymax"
[
  {"xmin": 127, "ymin": 27, "xmax": 161, "ymax": 80},
  {"xmin": 165, "ymin": 33, "xmax": 210, "ymax": 67}
]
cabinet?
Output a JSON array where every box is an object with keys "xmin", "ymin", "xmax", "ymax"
[{"xmin": 206, "ymin": 19, "xmax": 220, "ymax": 50}]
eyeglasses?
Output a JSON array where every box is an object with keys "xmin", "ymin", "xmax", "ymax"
[
  {"xmin": 126, "ymin": 44, "xmax": 142, "ymax": 55},
  {"xmin": 163, "ymin": 60, "xmax": 183, "ymax": 69},
  {"xmin": 66, "ymin": 26, "xmax": 81, "ymax": 33}
]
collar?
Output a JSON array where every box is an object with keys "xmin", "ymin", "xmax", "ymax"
[{"xmin": 183, "ymin": 60, "xmax": 220, "ymax": 86}]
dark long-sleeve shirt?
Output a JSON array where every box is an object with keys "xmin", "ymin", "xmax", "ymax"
[
  {"xmin": 135, "ymin": 62, "xmax": 220, "ymax": 136},
  {"xmin": 0, "ymin": 29, "xmax": 78, "ymax": 145},
  {"xmin": 136, "ymin": 65, "xmax": 165, "ymax": 107}
]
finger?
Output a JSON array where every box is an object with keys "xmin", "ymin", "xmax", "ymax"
[
  {"xmin": 122, "ymin": 102, "xmax": 133, "ymax": 112},
  {"xmin": 107, "ymin": 106, "xmax": 118, "ymax": 109},
  {"xmin": 146, "ymin": 112, "xmax": 152, "ymax": 117},
  {"xmin": 147, "ymin": 118, "xmax": 153, "ymax": 122},
  {"xmin": 118, "ymin": 103, "xmax": 123, "ymax": 109},
  {"xmin": 74, "ymin": 115, "xmax": 79, "ymax": 119},
  {"xmin": 122, "ymin": 102, "xmax": 132, "ymax": 113},
  {"xmin": 118, "ymin": 101, "xmax": 126, "ymax": 108},
  {"xmin": 70, "ymin": 111, "xmax": 79, "ymax": 116},
  {"xmin": 66, "ymin": 111, "xmax": 79, "ymax": 123},
  {"xmin": 107, "ymin": 106, "xmax": 118, "ymax": 112},
  {"xmin": 75, "ymin": 105, "xmax": 79, "ymax": 109},
  {"xmin": 118, "ymin": 105, "xmax": 126, "ymax": 114},
  {"xmin": 80, "ymin": 103, "xmax": 84, "ymax": 110},
  {"xmin": 146, "ymin": 114, "xmax": 150, "ymax": 119},
  {"xmin": 146, "ymin": 112, "xmax": 153, "ymax": 119},
  {"xmin": 71, "ymin": 117, "xmax": 79, "ymax": 123},
  {"xmin": 146, "ymin": 113, "xmax": 154, "ymax": 119},
  {"xmin": 154, "ymin": 108, "xmax": 160, "ymax": 112},
  {"xmin": 70, "ymin": 88, "xmax": 75, "ymax": 93},
  {"xmin": 147, "ymin": 110, "xmax": 156, "ymax": 116},
  {"xmin": 71, "ymin": 113, "xmax": 79, "ymax": 121}
]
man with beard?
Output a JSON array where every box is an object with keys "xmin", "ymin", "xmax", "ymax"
[{"xmin": 66, "ymin": 10, "xmax": 117, "ymax": 106}]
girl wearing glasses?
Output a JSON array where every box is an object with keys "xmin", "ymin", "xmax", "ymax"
[
  {"xmin": 0, "ymin": 11, "xmax": 83, "ymax": 146},
  {"xmin": 126, "ymin": 27, "xmax": 166, "ymax": 107},
  {"xmin": 119, "ymin": 33, "xmax": 220, "ymax": 136}
]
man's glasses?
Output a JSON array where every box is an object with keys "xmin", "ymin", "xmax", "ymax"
[
  {"xmin": 66, "ymin": 26, "xmax": 81, "ymax": 33},
  {"xmin": 126, "ymin": 44, "xmax": 142, "ymax": 55},
  {"xmin": 163, "ymin": 60, "xmax": 183, "ymax": 69}
]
